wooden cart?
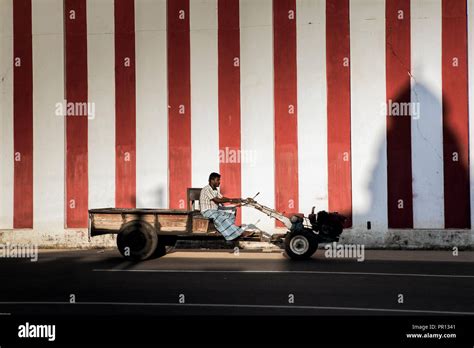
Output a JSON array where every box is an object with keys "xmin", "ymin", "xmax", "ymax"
[
  {"xmin": 89, "ymin": 188, "xmax": 243, "ymax": 260},
  {"xmin": 89, "ymin": 188, "xmax": 346, "ymax": 261}
]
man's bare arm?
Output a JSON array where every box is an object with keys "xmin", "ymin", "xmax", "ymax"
[{"xmin": 212, "ymin": 197, "xmax": 242, "ymax": 204}]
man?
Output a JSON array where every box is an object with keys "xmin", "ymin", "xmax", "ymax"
[{"xmin": 200, "ymin": 172, "xmax": 252, "ymax": 240}]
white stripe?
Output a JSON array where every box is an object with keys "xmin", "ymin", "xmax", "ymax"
[
  {"xmin": 87, "ymin": 0, "xmax": 115, "ymax": 209},
  {"xmin": 1, "ymin": 301, "xmax": 472, "ymax": 315},
  {"xmin": 92, "ymin": 268, "xmax": 474, "ymax": 279},
  {"xmin": 0, "ymin": 0, "xmax": 13, "ymax": 229},
  {"xmin": 240, "ymin": 0, "xmax": 276, "ymax": 231},
  {"xmin": 468, "ymin": 0, "xmax": 474, "ymax": 229},
  {"xmin": 190, "ymin": 0, "xmax": 219, "ymax": 188},
  {"xmin": 32, "ymin": 0, "xmax": 65, "ymax": 232},
  {"xmin": 411, "ymin": 0, "xmax": 444, "ymax": 228},
  {"xmin": 350, "ymin": 0, "xmax": 387, "ymax": 231},
  {"xmin": 296, "ymin": 0, "xmax": 328, "ymax": 214},
  {"xmin": 135, "ymin": 0, "xmax": 168, "ymax": 208}
]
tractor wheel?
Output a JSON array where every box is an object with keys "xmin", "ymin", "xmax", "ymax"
[{"xmin": 284, "ymin": 228, "xmax": 318, "ymax": 260}]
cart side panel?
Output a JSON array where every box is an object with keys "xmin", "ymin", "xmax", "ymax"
[
  {"xmin": 91, "ymin": 213, "xmax": 156, "ymax": 231},
  {"xmin": 89, "ymin": 210, "xmax": 192, "ymax": 237},
  {"xmin": 124, "ymin": 213, "xmax": 155, "ymax": 225},
  {"xmin": 91, "ymin": 213, "xmax": 123, "ymax": 234},
  {"xmin": 157, "ymin": 214, "xmax": 190, "ymax": 233},
  {"xmin": 192, "ymin": 216, "xmax": 209, "ymax": 233}
]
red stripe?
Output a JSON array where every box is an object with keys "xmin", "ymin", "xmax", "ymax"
[
  {"xmin": 442, "ymin": 0, "xmax": 470, "ymax": 228},
  {"xmin": 13, "ymin": 0, "xmax": 33, "ymax": 228},
  {"xmin": 65, "ymin": 0, "xmax": 89, "ymax": 227},
  {"xmin": 273, "ymin": 0, "xmax": 298, "ymax": 225},
  {"xmin": 385, "ymin": 0, "xmax": 413, "ymax": 228},
  {"xmin": 168, "ymin": 0, "xmax": 191, "ymax": 210},
  {"xmin": 115, "ymin": 0, "xmax": 136, "ymax": 208},
  {"xmin": 218, "ymin": 0, "xmax": 242, "ymax": 224},
  {"xmin": 326, "ymin": 0, "xmax": 352, "ymax": 227}
]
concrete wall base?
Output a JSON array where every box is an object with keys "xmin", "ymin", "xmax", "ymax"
[
  {"xmin": 340, "ymin": 229, "xmax": 473, "ymax": 250},
  {"xmin": 0, "ymin": 228, "xmax": 472, "ymax": 250}
]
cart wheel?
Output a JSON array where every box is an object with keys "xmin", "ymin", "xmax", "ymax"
[
  {"xmin": 284, "ymin": 229, "xmax": 318, "ymax": 260},
  {"xmin": 117, "ymin": 220, "xmax": 158, "ymax": 261}
]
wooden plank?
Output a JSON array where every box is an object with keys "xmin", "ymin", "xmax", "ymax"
[
  {"xmin": 91, "ymin": 213, "xmax": 122, "ymax": 231},
  {"xmin": 123, "ymin": 213, "xmax": 155, "ymax": 225},
  {"xmin": 192, "ymin": 217, "xmax": 209, "ymax": 233},
  {"xmin": 157, "ymin": 214, "xmax": 189, "ymax": 232},
  {"xmin": 90, "ymin": 210, "xmax": 192, "ymax": 233}
]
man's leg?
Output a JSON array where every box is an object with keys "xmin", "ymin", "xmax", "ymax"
[
  {"xmin": 217, "ymin": 206, "xmax": 237, "ymax": 223},
  {"xmin": 202, "ymin": 209, "xmax": 245, "ymax": 240}
]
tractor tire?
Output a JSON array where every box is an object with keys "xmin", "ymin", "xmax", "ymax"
[
  {"xmin": 284, "ymin": 228, "xmax": 318, "ymax": 260},
  {"xmin": 117, "ymin": 220, "xmax": 158, "ymax": 261}
]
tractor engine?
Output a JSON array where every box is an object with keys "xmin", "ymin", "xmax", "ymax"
[{"xmin": 308, "ymin": 208, "xmax": 347, "ymax": 243}]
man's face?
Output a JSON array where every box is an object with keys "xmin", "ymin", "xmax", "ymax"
[{"xmin": 211, "ymin": 177, "xmax": 221, "ymax": 188}]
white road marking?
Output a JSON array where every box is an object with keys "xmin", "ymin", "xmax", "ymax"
[
  {"xmin": 0, "ymin": 302, "xmax": 472, "ymax": 315},
  {"xmin": 92, "ymin": 269, "xmax": 474, "ymax": 279}
]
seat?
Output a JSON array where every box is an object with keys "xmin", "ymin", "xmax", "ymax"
[
  {"xmin": 187, "ymin": 187, "xmax": 216, "ymax": 233},
  {"xmin": 187, "ymin": 188, "xmax": 202, "ymax": 211},
  {"xmin": 187, "ymin": 187, "xmax": 238, "ymax": 234}
]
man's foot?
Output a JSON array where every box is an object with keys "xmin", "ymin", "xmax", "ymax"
[
  {"xmin": 227, "ymin": 230, "xmax": 252, "ymax": 241},
  {"xmin": 240, "ymin": 230, "xmax": 255, "ymax": 238},
  {"xmin": 229, "ymin": 230, "xmax": 254, "ymax": 241}
]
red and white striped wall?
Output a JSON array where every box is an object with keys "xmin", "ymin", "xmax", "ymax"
[{"xmin": 1, "ymin": 0, "xmax": 473, "ymax": 239}]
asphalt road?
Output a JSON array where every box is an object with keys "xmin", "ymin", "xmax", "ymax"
[{"xmin": 0, "ymin": 248, "xmax": 473, "ymax": 316}]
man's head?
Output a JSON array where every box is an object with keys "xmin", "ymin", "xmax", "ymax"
[{"xmin": 208, "ymin": 172, "xmax": 221, "ymax": 188}]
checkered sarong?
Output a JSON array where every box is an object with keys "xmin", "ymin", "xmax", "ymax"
[{"xmin": 201, "ymin": 209, "xmax": 243, "ymax": 241}]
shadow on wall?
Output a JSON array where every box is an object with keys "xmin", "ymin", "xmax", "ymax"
[
  {"xmin": 135, "ymin": 186, "xmax": 166, "ymax": 209},
  {"xmin": 364, "ymin": 80, "xmax": 470, "ymax": 232}
]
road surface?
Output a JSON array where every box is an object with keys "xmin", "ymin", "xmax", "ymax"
[{"xmin": 0, "ymin": 248, "xmax": 473, "ymax": 316}]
